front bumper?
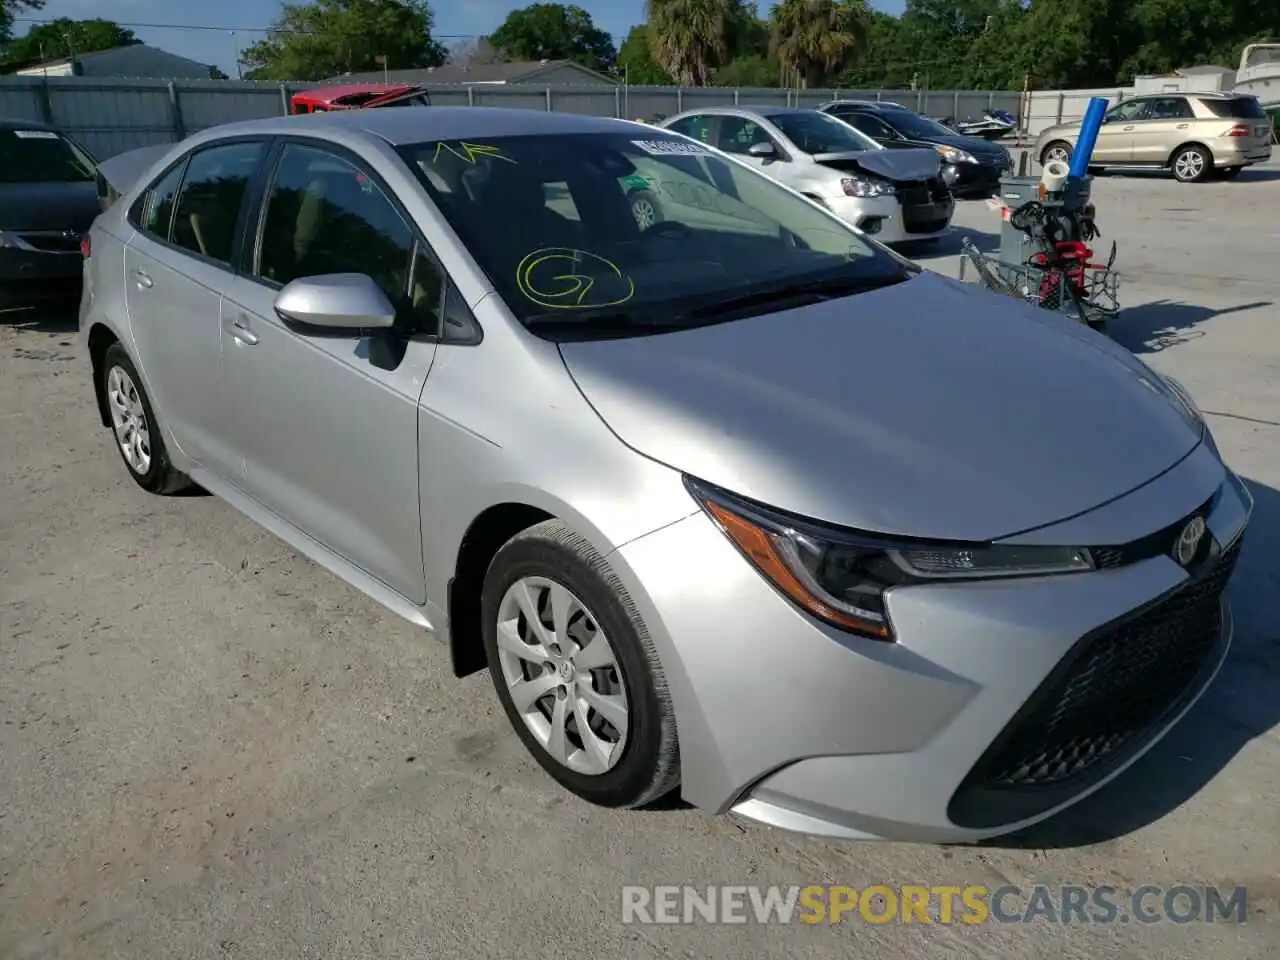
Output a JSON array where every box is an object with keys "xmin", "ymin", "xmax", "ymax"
[
  {"xmin": 613, "ymin": 448, "xmax": 1250, "ymax": 843},
  {"xmin": 826, "ymin": 193, "xmax": 951, "ymax": 245},
  {"xmin": 950, "ymin": 161, "xmax": 1008, "ymax": 197}
]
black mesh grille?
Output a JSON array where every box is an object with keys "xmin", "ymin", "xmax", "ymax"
[{"xmin": 948, "ymin": 536, "xmax": 1242, "ymax": 829}]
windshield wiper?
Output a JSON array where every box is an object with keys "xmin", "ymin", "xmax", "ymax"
[
  {"xmin": 678, "ymin": 272, "xmax": 909, "ymax": 322},
  {"xmin": 522, "ymin": 309, "xmax": 688, "ymax": 338}
]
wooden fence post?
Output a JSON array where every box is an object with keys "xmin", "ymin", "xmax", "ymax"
[
  {"xmin": 278, "ymin": 83, "xmax": 290, "ymax": 115},
  {"xmin": 36, "ymin": 78, "xmax": 55, "ymax": 123},
  {"xmin": 167, "ymin": 81, "xmax": 186, "ymax": 140}
]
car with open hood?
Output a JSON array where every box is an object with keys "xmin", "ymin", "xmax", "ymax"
[
  {"xmin": 80, "ymin": 106, "xmax": 1250, "ymax": 844},
  {"xmin": 659, "ymin": 106, "xmax": 954, "ymax": 245},
  {"xmin": 819, "ymin": 99, "xmax": 1013, "ymax": 199}
]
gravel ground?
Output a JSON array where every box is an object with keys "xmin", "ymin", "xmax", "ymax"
[{"xmin": 2, "ymin": 162, "xmax": 1278, "ymax": 959}]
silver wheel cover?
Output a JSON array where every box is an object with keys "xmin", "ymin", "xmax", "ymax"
[{"xmin": 106, "ymin": 365, "xmax": 152, "ymax": 475}]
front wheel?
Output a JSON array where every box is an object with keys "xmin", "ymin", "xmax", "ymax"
[
  {"xmin": 1041, "ymin": 141, "xmax": 1072, "ymax": 167},
  {"xmin": 1172, "ymin": 145, "xmax": 1212, "ymax": 183},
  {"xmin": 481, "ymin": 520, "xmax": 680, "ymax": 808}
]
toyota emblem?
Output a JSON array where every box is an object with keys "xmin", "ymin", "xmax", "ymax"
[{"xmin": 1173, "ymin": 516, "xmax": 1206, "ymax": 567}]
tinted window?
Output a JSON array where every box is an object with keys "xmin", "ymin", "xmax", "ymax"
[
  {"xmin": 398, "ymin": 133, "xmax": 903, "ymax": 332},
  {"xmin": 255, "ymin": 143, "xmax": 415, "ymax": 317},
  {"xmin": 666, "ymin": 115, "xmax": 712, "ymax": 143},
  {"xmin": 0, "ymin": 127, "xmax": 95, "ymax": 184},
  {"xmin": 137, "ymin": 162, "xmax": 187, "ymax": 239},
  {"xmin": 849, "ymin": 114, "xmax": 895, "ymax": 139},
  {"xmin": 1201, "ymin": 97, "xmax": 1266, "ymax": 119},
  {"xmin": 716, "ymin": 117, "xmax": 777, "ymax": 154},
  {"xmin": 877, "ymin": 108, "xmax": 955, "ymax": 139},
  {"xmin": 770, "ymin": 112, "xmax": 881, "ymax": 154},
  {"xmin": 1106, "ymin": 100, "xmax": 1148, "ymax": 122},
  {"xmin": 1144, "ymin": 97, "xmax": 1194, "ymax": 120},
  {"xmin": 407, "ymin": 244, "xmax": 444, "ymax": 335},
  {"xmin": 171, "ymin": 141, "xmax": 263, "ymax": 264}
]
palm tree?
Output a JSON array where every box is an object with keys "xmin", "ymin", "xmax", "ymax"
[
  {"xmin": 770, "ymin": 0, "xmax": 866, "ymax": 89},
  {"xmin": 646, "ymin": 0, "xmax": 736, "ymax": 87}
]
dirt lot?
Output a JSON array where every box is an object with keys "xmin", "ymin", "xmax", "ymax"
[{"xmin": 2, "ymin": 163, "xmax": 1278, "ymax": 959}]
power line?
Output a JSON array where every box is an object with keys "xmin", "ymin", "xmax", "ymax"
[{"xmin": 11, "ymin": 17, "xmax": 481, "ymax": 38}]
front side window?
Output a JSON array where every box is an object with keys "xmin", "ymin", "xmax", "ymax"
[
  {"xmin": 399, "ymin": 132, "xmax": 906, "ymax": 334},
  {"xmin": 0, "ymin": 127, "xmax": 96, "ymax": 184},
  {"xmin": 171, "ymin": 141, "xmax": 264, "ymax": 265},
  {"xmin": 770, "ymin": 112, "xmax": 881, "ymax": 155},
  {"xmin": 666, "ymin": 115, "xmax": 712, "ymax": 143},
  {"xmin": 716, "ymin": 117, "xmax": 777, "ymax": 155},
  {"xmin": 255, "ymin": 143, "xmax": 417, "ymax": 320},
  {"xmin": 1106, "ymin": 100, "xmax": 1149, "ymax": 123}
]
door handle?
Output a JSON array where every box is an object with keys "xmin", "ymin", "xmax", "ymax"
[
  {"xmin": 1176, "ymin": 123, "xmax": 1189, "ymax": 129},
  {"xmin": 134, "ymin": 270, "xmax": 152, "ymax": 289},
  {"xmin": 230, "ymin": 315, "xmax": 259, "ymax": 346},
  {"xmin": 1122, "ymin": 125, "xmax": 1135, "ymax": 131}
]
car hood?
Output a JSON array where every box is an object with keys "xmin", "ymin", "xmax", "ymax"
[
  {"xmin": 813, "ymin": 148, "xmax": 942, "ymax": 181},
  {"xmin": 559, "ymin": 272, "xmax": 1202, "ymax": 541},
  {"xmin": 0, "ymin": 181, "xmax": 99, "ymax": 232}
]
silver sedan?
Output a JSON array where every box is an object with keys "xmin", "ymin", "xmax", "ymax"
[{"xmin": 81, "ymin": 106, "xmax": 1250, "ymax": 843}]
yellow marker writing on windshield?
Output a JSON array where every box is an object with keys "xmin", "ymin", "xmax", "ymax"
[
  {"xmin": 516, "ymin": 248, "xmax": 635, "ymax": 309},
  {"xmin": 431, "ymin": 141, "xmax": 517, "ymax": 165}
]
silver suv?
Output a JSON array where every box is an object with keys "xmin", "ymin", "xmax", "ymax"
[{"xmin": 1036, "ymin": 92, "xmax": 1272, "ymax": 182}]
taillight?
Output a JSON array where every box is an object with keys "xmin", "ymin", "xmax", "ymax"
[
  {"xmin": 80, "ymin": 235, "xmax": 91, "ymax": 258},
  {"xmin": 1224, "ymin": 124, "xmax": 1251, "ymax": 137}
]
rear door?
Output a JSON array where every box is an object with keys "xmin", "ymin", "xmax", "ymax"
[
  {"xmin": 1130, "ymin": 96, "xmax": 1195, "ymax": 165},
  {"xmin": 123, "ymin": 139, "xmax": 266, "ymax": 475}
]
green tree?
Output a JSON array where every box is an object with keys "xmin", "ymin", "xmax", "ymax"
[
  {"xmin": 770, "ymin": 0, "xmax": 867, "ymax": 88},
  {"xmin": 0, "ymin": 0, "xmax": 43, "ymax": 46},
  {"xmin": 489, "ymin": 3, "xmax": 615, "ymax": 72},
  {"xmin": 241, "ymin": 0, "xmax": 446, "ymax": 82},
  {"xmin": 713, "ymin": 54, "xmax": 780, "ymax": 86},
  {"xmin": 617, "ymin": 24, "xmax": 674, "ymax": 84},
  {"xmin": 4, "ymin": 17, "xmax": 136, "ymax": 64},
  {"xmin": 646, "ymin": 0, "xmax": 736, "ymax": 86}
]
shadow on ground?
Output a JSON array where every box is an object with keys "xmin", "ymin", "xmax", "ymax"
[
  {"xmin": 1113, "ymin": 299, "xmax": 1271, "ymax": 354},
  {"xmin": 988, "ymin": 476, "xmax": 1280, "ymax": 850},
  {"xmin": 905, "ymin": 225, "xmax": 1000, "ymax": 261},
  {"xmin": 0, "ymin": 305, "xmax": 79, "ymax": 333}
]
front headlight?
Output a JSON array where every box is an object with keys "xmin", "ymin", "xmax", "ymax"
[
  {"xmin": 687, "ymin": 478, "xmax": 1094, "ymax": 641},
  {"xmin": 840, "ymin": 176, "xmax": 894, "ymax": 198},
  {"xmin": 935, "ymin": 145, "xmax": 977, "ymax": 164}
]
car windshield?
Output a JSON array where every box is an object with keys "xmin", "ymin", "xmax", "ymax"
[
  {"xmin": 880, "ymin": 108, "xmax": 956, "ymax": 139},
  {"xmin": 0, "ymin": 127, "xmax": 95, "ymax": 184},
  {"xmin": 770, "ymin": 112, "xmax": 881, "ymax": 154},
  {"xmin": 1201, "ymin": 97, "xmax": 1266, "ymax": 120},
  {"xmin": 398, "ymin": 132, "xmax": 907, "ymax": 334}
]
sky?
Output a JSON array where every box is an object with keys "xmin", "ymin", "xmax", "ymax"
[{"xmin": 17, "ymin": 0, "xmax": 906, "ymax": 76}]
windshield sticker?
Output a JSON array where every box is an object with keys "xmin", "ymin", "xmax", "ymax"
[
  {"xmin": 13, "ymin": 129, "xmax": 59, "ymax": 140},
  {"xmin": 516, "ymin": 248, "xmax": 635, "ymax": 309},
  {"xmin": 632, "ymin": 139, "xmax": 708, "ymax": 157},
  {"xmin": 431, "ymin": 141, "xmax": 516, "ymax": 165}
]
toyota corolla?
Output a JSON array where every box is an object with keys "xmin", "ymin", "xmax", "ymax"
[{"xmin": 81, "ymin": 107, "xmax": 1249, "ymax": 843}]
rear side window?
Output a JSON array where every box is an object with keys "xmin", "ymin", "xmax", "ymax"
[
  {"xmin": 170, "ymin": 141, "xmax": 264, "ymax": 265},
  {"xmin": 136, "ymin": 162, "xmax": 187, "ymax": 239},
  {"xmin": 1201, "ymin": 97, "xmax": 1266, "ymax": 119},
  {"xmin": 0, "ymin": 127, "xmax": 96, "ymax": 184}
]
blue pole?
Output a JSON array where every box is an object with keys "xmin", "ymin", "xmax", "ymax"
[{"xmin": 1069, "ymin": 97, "xmax": 1109, "ymax": 179}]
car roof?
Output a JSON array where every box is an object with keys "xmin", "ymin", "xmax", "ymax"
[
  {"xmin": 0, "ymin": 117, "xmax": 58, "ymax": 131},
  {"xmin": 191, "ymin": 106, "xmax": 648, "ymax": 147},
  {"xmin": 667, "ymin": 105, "xmax": 824, "ymax": 121},
  {"xmin": 820, "ymin": 100, "xmax": 908, "ymax": 110}
]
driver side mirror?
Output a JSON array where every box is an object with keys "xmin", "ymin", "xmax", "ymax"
[
  {"xmin": 747, "ymin": 141, "xmax": 777, "ymax": 160},
  {"xmin": 274, "ymin": 273, "xmax": 397, "ymax": 332}
]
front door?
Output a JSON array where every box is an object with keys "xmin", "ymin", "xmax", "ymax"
[
  {"xmin": 220, "ymin": 140, "xmax": 440, "ymax": 604},
  {"xmin": 124, "ymin": 140, "xmax": 265, "ymax": 473},
  {"xmin": 1092, "ymin": 99, "xmax": 1147, "ymax": 164}
]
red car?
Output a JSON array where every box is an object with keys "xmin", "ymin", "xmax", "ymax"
[{"xmin": 290, "ymin": 83, "xmax": 431, "ymax": 115}]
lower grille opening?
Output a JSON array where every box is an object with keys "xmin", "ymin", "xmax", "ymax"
[{"xmin": 947, "ymin": 536, "xmax": 1242, "ymax": 830}]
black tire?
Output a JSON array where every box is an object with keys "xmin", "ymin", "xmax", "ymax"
[
  {"xmin": 627, "ymin": 189, "xmax": 663, "ymax": 230},
  {"xmin": 1171, "ymin": 145, "xmax": 1212, "ymax": 183},
  {"xmin": 1041, "ymin": 141, "xmax": 1072, "ymax": 167},
  {"xmin": 481, "ymin": 519, "xmax": 680, "ymax": 809},
  {"xmin": 99, "ymin": 343, "xmax": 191, "ymax": 495}
]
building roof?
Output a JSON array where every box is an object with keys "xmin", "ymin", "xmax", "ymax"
[
  {"xmin": 1177, "ymin": 64, "xmax": 1236, "ymax": 75},
  {"xmin": 6, "ymin": 42, "xmax": 213, "ymax": 76},
  {"xmin": 327, "ymin": 59, "xmax": 617, "ymax": 86}
]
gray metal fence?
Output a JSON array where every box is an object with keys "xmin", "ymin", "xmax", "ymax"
[{"xmin": 0, "ymin": 75, "xmax": 1102, "ymax": 161}]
